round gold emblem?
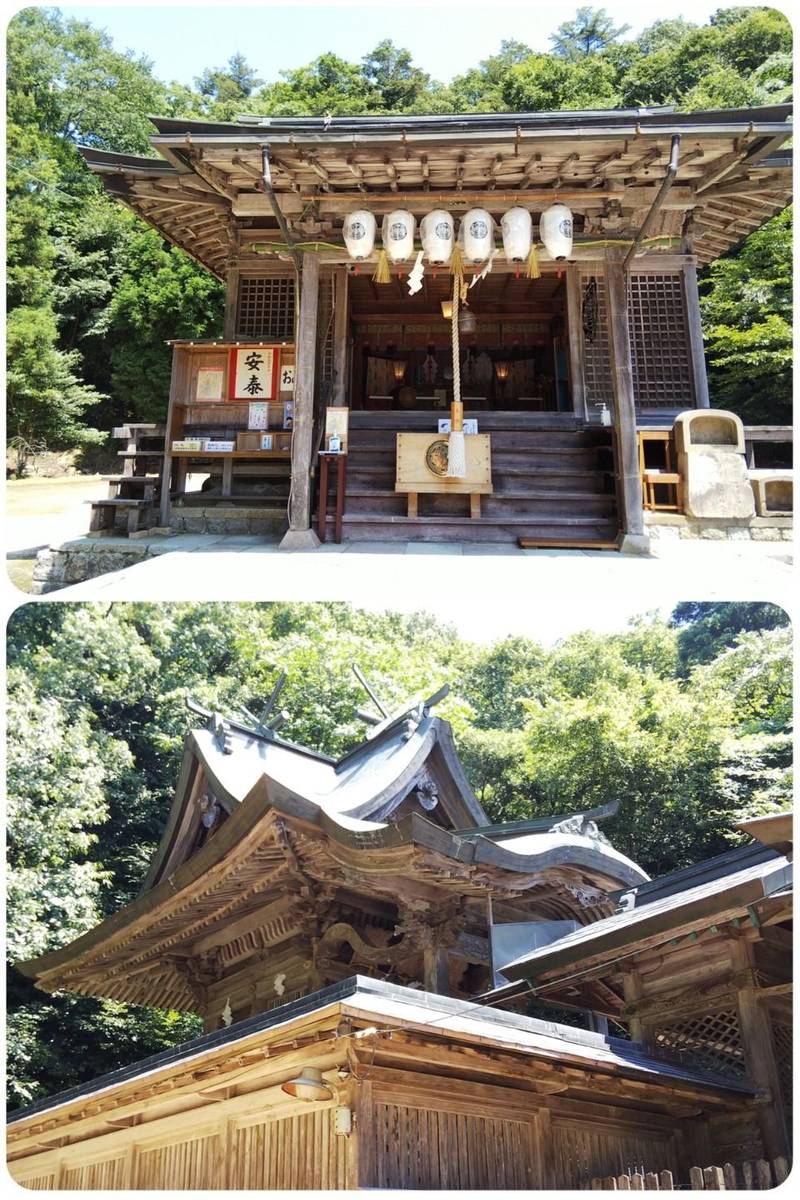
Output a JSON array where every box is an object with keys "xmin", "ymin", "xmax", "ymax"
[{"xmin": 425, "ymin": 438, "xmax": 450, "ymax": 477}]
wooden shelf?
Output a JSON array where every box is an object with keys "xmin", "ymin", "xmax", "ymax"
[{"xmin": 169, "ymin": 450, "xmax": 292, "ymax": 459}]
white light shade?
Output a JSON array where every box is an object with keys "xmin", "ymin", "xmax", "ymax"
[
  {"xmin": 460, "ymin": 208, "xmax": 494, "ymax": 263},
  {"xmin": 343, "ymin": 210, "xmax": 376, "ymax": 260},
  {"xmin": 420, "ymin": 209, "xmax": 454, "ymax": 264},
  {"xmin": 540, "ymin": 203, "xmax": 573, "ymax": 261},
  {"xmin": 501, "ymin": 207, "xmax": 532, "ymax": 262},
  {"xmin": 382, "ymin": 210, "xmax": 416, "ymax": 263},
  {"xmin": 281, "ymin": 1066, "xmax": 333, "ymax": 1102}
]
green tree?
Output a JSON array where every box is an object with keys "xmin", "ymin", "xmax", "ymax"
[
  {"xmin": 550, "ymin": 7, "xmax": 631, "ymax": 59},
  {"xmin": 361, "ymin": 41, "xmax": 431, "ymax": 112},
  {"xmin": 700, "ymin": 207, "xmax": 792, "ymax": 422},
  {"xmin": 194, "ymin": 53, "xmax": 264, "ymax": 120},
  {"xmin": 503, "ymin": 52, "xmax": 620, "ymax": 111},
  {"xmin": 670, "ymin": 601, "xmax": 790, "ymax": 670}
]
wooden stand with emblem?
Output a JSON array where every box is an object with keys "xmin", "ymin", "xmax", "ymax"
[{"xmin": 395, "ymin": 432, "xmax": 493, "ymax": 518}]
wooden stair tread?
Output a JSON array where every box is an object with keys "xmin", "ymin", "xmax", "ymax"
[
  {"xmin": 102, "ymin": 474, "xmax": 161, "ymax": 484},
  {"xmin": 518, "ymin": 538, "xmax": 619, "ymax": 550},
  {"xmin": 337, "ymin": 513, "xmax": 615, "ymax": 527},
  {"xmin": 117, "ymin": 450, "xmax": 165, "ymax": 458},
  {"xmin": 88, "ymin": 498, "xmax": 155, "ymax": 508}
]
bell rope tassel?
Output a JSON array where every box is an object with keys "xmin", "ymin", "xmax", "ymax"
[
  {"xmin": 446, "ymin": 276, "xmax": 467, "ymax": 479},
  {"xmin": 373, "ymin": 249, "xmax": 391, "ymax": 284},
  {"xmin": 526, "ymin": 243, "xmax": 540, "ymax": 280},
  {"xmin": 449, "ymin": 242, "xmax": 464, "ymax": 278}
]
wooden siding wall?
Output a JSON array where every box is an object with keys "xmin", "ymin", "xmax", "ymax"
[
  {"xmin": 550, "ymin": 1118, "xmax": 679, "ymax": 1190},
  {"xmin": 370, "ymin": 1101, "xmax": 537, "ymax": 1190},
  {"xmin": 11, "ymin": 1107, "xmax": 350, "ymax": 1192}
]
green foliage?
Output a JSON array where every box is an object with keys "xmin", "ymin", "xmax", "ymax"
[
  {"xmin": 699, "ymin": 207, "xmax": 792, "ymax": 421},
  {"xmin": 671, "ymin": 601, "xmax": 790, "ymax": 670},
  {"xmin": 6, "ymin": 602, "xmax": 791, "ymax": 1107},
  {"xmin": 550, "ymin": 7, "xmax": 631, "ymax": 59},
  {"xmin": 503, "ymin": 53, "xmax": 620, "ymax": 111}
]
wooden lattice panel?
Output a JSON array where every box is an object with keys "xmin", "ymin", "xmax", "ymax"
[
  {"xmin": 771, "ymin": 1020, "xmax": 792, "ymax": 1113},
  {"xmin": 317, "ymin": 274, "xmax": 335, "ymax": 400},
  {"xmin": 237, "ymin": 276, "xmax": 295, "ymax": 340},
  {"xmin": 628, "ymin": 273, "xmax": 693, "ymax": 409},
  {"xmin": 654, "ymin": 1009, "xmax": 747, "ymax": 1079},
  {"xmin": 580, "ymin": 271, "xmax": 614, "ymax": 412}
]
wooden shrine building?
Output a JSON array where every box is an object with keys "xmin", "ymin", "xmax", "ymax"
[
  {"xmin": 8, "ymin": 681, "xmax": 792, "ymax": 1189},
  {"xmin": 78, "ymin": 103, "xmax": 792, "ymax": 549}
]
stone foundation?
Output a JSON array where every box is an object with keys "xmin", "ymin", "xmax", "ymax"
[
  {"xmin": 645, "ymin": 513, "xmax": 793, "ymax": 541},
  {"xmin": 169, "ymin": 505, "xmax": 288, "ymax": 537},
  {"xmin": 31, "ymin": 541, "xmax": 154, "ymax": 594}
]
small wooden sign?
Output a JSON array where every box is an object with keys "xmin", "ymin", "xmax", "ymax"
[
  {"xmin": 325, "ymin": 407, "xmax": 349, "ymax": 453},
  {"xmin": 229, "ymin": 347, "xmax": 277, "ymax": 400},
  {"xmin": 248, "ymin": 402, "xmax": 268, "ymax": 430},
  {"xmin": 196, "ymin": 367, "xmax": 224, "ymax": 401},
  {"xmin": 280, "ymin": 363, "xmax": 296, "ymax": 392}
]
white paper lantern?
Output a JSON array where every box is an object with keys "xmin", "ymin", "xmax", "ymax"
[
  {"xmin": 460, "ymin": 208, "xmax": 494, "ymax": 263},
  {"xmin": 420, "ymin": 209, "xmax": 454, "ymax": 264},
  {"xmin": 540, "ymin": 202, "xmax": 573, "ymax": 261},
  {"xmin": 501, "ymin": 207, "xmax": 532, "ymax": 262},
  {"xmin": 382, "ymin": 210, "xmax": 416, "ymax": 263},
  {"xmin": 343, "ymin": 210, "xmax": 376, "ymax": 260}
]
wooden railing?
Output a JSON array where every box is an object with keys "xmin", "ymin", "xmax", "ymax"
[{"xmin": 587, "ymin": 1157, "xmax": 790, "ymax": 1190}]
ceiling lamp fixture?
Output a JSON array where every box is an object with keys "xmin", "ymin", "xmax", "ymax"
[
  {"xmin": 281, "ymin": 1066, "xmax": 334, "ymax": 1102},
  {"xmin": 441, "ymin": 299, "xmax": 453, "ymax": 320},
  {"xmin": 460, "ymin": 208, "xmax": 494, "ymax": 265},
  {"xmin": 494, "ymin": 360, "xmax": 510, "ymax": 382},
  {"xmin": 420, "ymin": 209, "xmax": 454, "ymax": 265},
  {"xmin": 392, "ymin": 360, "xmax": 407, "ymax": 382}
]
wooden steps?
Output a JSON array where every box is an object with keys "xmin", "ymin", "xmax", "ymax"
[
  {"xmin": 324, "ymin": 411, "xmax": 619, "ymax": 545},
  {"xmin": 89, "ymin": 425, "xmax": 166, "ymax": 535}
]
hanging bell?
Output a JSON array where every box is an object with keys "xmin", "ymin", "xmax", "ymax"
[
  {"xmin": 501, "ymin": 207, "xmax": 532, "ymax": 262},
  {"xmin": 343, "ymin": 210, "xmax": 376, "ymax": 260},
  {"xmin": 460, "ymin": 208, "xmax": 494, "ymax": 264},
  {"xmin": 420, "ymin": 209, "xmax": 454, "ymax": 265},
  {"xmin": 382, "ymin": 210, "xmax": 416, "ymax": 263},
  {"xmin": 540, "ymin": 203, "xmax": 573, "ymax": 261}
]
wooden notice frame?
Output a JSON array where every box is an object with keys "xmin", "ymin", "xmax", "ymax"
[
  {"xmin": 325, "ymin": 407, "xmax": 350, "ymax": 453},
  {"xmin": 228, "ymin": 347, "xmax": 279, "ymax": 401},
  {"xmin": 195, "ymin": 367, "xmax": 225, "ymax": 401}
]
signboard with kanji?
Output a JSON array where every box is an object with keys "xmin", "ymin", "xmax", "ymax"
[{"xmin": 229, "ymin": 347, "xmax": 278, "ymax": 400}]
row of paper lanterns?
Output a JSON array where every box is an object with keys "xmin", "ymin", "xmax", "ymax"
[{"xmin": 343, "ymin": 204, "xmax": 573, "ymax": 266}]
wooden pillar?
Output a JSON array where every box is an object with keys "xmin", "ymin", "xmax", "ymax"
[
  {"xmin": 565, "ymin": 265, "xmax": 587, "ymax": 419},
  {"xmin": 621, "ymin": 968, "xmax": 646, "ymax": 1044},
  {"xmin": 730, "ymin": 937, "xmax": 790, "ymax": 1160},
  {"xmin": 423, "ymin": 944, "xmax": 450, "ymax": 995},
  {"xmin": 159, "ymin": 349, "xmax": 181, "ymax": 527},
  {"xmin": 331, "ymin": 267, "xmax": 349, "ymax": 406},
  {"xmin": 223, "ymin": 260, "xmax": 240, "ymax": 340},
  {"xmin": 606, "ymin": 257, "xmax": 649, "ymax": 553},
  {"xmin": 682, "ymin": 259, "xmax": 710, "ymax": 408},
  {"xmin": 281, "ymin": 253, "xmax": 321, "ymax": 549}
]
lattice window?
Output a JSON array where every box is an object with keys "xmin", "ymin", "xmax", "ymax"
[
  {"xmin": 628, "ymin": 273, "xmax": 694, "ymax": 410},
  {"xmin": 236, "ymin": 275, "xmax": 295, "ymax": 339},
  {"xmin": 580, "ymin": 270, "xmax": 614, "ymax": 413},
  {"xmin": 771, "ymin": 1020, "xmax": 792, "ymax": 1113},
  {"xmin": 654, "ymin": 1009, "xmax": 747, "ymax": 1079}
]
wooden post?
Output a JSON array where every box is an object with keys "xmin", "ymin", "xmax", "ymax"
[
  {"xmin": 729, "ymin": 938, "xmax": 790, "ymax": 1161},
  {"xmin": 223, "ymin": 263, "xmax": 240, "ymax": 339},
  {"xmin": 606, "ymin": 258, "xmax": 649, "ymax": 553},
  {"xmin": 159, "ymin": 350, "xmax": 181, "ymax": 527},
  {"xmin": 566, "ymin": 265, "xmax": 587, "ymax": 419},
  {"xmin": 331, "ymin": 267, "xmax": 349, "ymax": 406},
  {"xmin": 281, "ymin": 253, "xmax": 321, "ymax": 549},
  {"xmin": 423, "ymin": 945, "xmax": 450, "ymax": 994},
  {"xmin": 682, "ymin": 260, "xmax": 710, "ymax": 408}
]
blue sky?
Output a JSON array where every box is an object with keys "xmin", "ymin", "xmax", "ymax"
[{"xmin": 53, "ymin": 1, "xmax": 726, "ymax": 88}]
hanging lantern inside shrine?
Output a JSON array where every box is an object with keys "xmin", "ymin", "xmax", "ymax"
[
  {"xmin": 420, "ymin": 209, "xmax": 454, "ymax": 264},
  {"xmin": 501, "ymin": 207, "xmax": 532, "ymax": 262},
  {"xmin": 540, "ymin": 202, "xmax": 573, "ymax": 261},
  {"xmin": 460, "ymin": 208, "xmax": 494, "ymax": 264},
  {"xmin": 382, "ymin": 210, "xmax": 416, "ymax": 263},
  {"xmin": 342, "ymin": 210, "xmax": 376, "ymax": 260}
]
